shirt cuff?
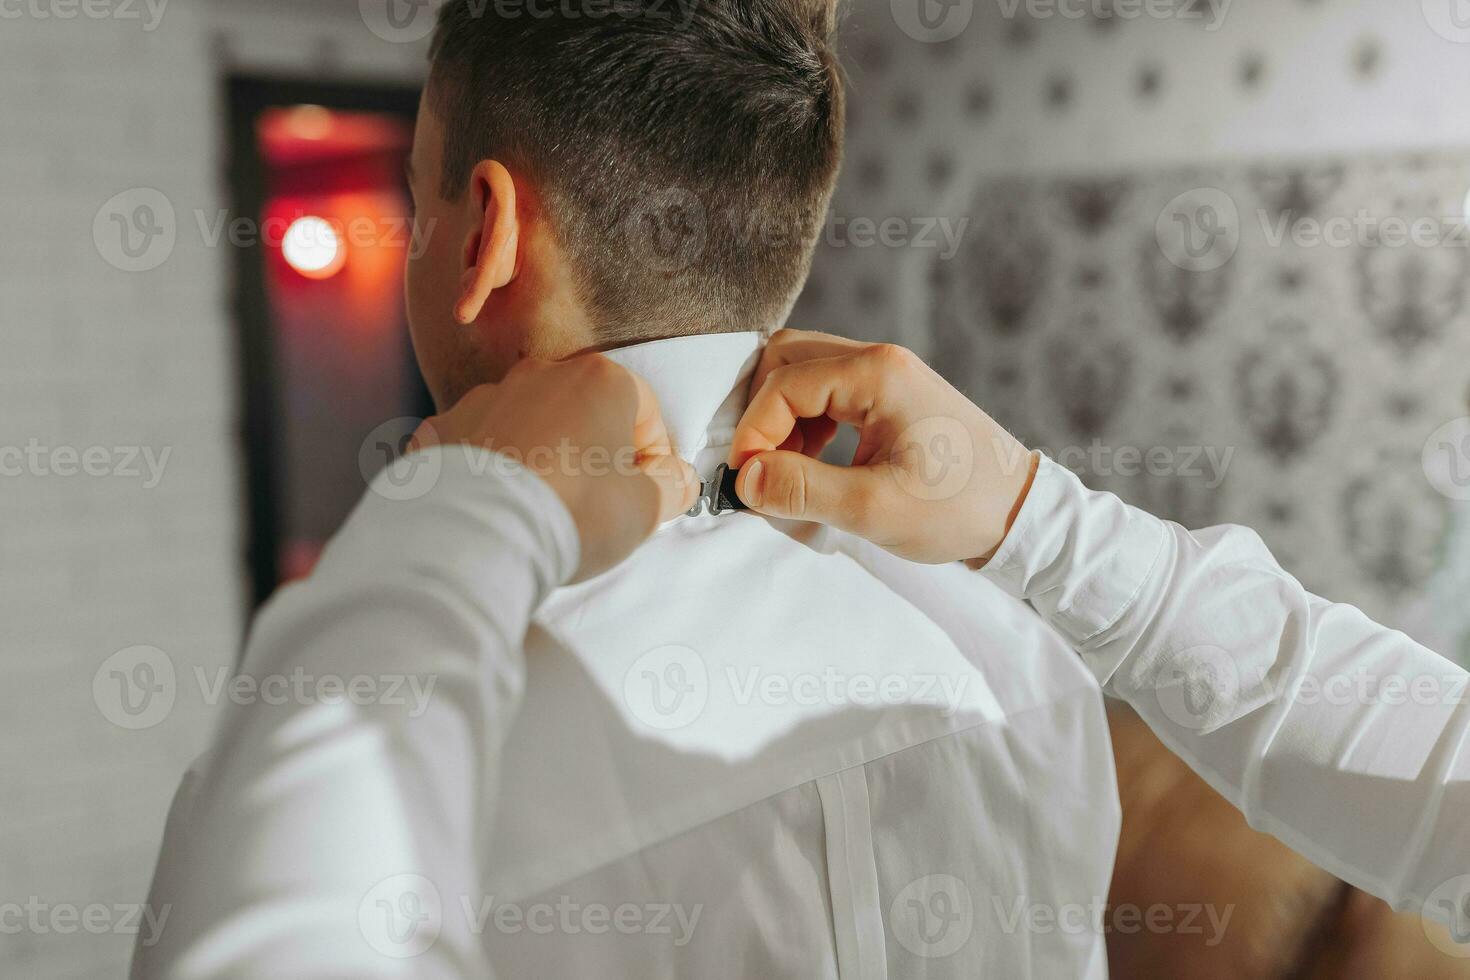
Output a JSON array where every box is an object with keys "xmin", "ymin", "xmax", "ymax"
[{"xmin": 980, "ymin": 453, "xmax": 1167, "ymax": 655}]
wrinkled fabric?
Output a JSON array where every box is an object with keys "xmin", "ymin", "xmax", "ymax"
[
  {"xmin": 984, "ymin": 453, "xmax": 1470, "ymax": 927},
  {"xmin": 135, "ymin": 332, "xmax": 1119, "ymax": 979}
]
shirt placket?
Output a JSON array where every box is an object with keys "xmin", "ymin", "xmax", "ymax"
[{"xmin": 816, "ymin": 766, "xmax": 888, "ymax": 980}]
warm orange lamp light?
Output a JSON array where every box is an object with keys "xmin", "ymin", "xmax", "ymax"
[{"xmin": 282, "ymin": 215, "xmax": 346, "ymax": 280}]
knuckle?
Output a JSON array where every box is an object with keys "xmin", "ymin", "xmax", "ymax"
[
  {"xmin": 569, "ymin": 354, "xmax": 618, "ymax": 388},
  {"xmin": 771, "ymin": 461, "xmax": 808, "ymax": 517},
  {"xmin": 573, "ymin": 352, "xmax": 607, "ymax": 375},
  {"xmin": 510, "ymin": 358, "xmax": 557, "ymax": 388},
  {"xmin": 867, "ymin": 343, "xmax": 918, "ymax": 372},
  {"xmin": 765, "ymin": 363, "xmax": 796, "ymax": 389}
]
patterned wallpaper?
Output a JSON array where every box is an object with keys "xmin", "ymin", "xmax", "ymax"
[
  {"xmin": 794, "ymin": 0, "xmax": 1470, "ymax": 659},
  {"xmin": 925, "ymin": 154, "xmax": 1470, "ymax": 656}
]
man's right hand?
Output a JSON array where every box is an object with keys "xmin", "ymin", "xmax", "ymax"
[{"xmin": 727, "ymin": 330, "xmax": 1038, "ymax": 565}]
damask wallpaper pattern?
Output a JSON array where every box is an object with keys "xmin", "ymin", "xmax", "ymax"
[{"xmin": 919, "ymin": 155, "xmax": 1470, "ymax": 658}]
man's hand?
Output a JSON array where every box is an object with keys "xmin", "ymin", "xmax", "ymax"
[
  {"xmin": 728, "ymin": 330, "xmax": 1038, "ymax": 565},
  {"xmin": 415, "ymin": 354, "xmax": 699, "ymax": 582}
]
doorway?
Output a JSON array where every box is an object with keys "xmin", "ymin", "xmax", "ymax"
[{"xmin": 226, "ymin": 76, "xmax": 430, "ymax": 608}]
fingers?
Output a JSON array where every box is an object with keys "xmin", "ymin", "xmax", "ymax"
[
  {"xmin": 736, "ymin": 450, "xmax": 883, "ymax": 534},
  {"xmin": 638, "ymin": 452, "xmax": 701, "ymax": 524},
  {"xmin": 622, "ymin": 361, "xmax": 694, "ymax": 520},
  {"xmin": 729, "ymin": 353, "xmax": 877, "ymax": 467},
  {"xmin": 750, "ymin": 329, "xmax": 871, "ymax": 394},
  {"xmin": 777, "ymin": 416, "xmax": 840, "ymax": 459},
  {"xmin": 580, "ymin": 354, "xmax": 693, "ymax": 521},
  {"xmin": 624, "ymin": 364, "xmax": 676, "ymax": 458}
]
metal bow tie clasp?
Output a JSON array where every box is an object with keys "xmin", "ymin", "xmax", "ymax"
[{"xmin": 685, "ymin": 463, "xmax": 749, "ymax": 518}]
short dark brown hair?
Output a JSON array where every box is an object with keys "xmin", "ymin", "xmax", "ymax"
[{"xmin": 428, "ymin": 0, "xmax": 845, "ymax": 342}]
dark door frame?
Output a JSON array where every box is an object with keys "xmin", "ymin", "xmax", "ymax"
[{"xmin": 225, "ymin": 75, "xmax": 423, "ymax": 609}]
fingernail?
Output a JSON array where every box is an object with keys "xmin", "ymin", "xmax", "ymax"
[{"xmin": 742, "ymin": 459, "xmax": 764, "ymax": 507}]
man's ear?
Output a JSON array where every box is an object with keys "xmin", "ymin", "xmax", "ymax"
[{"xmin": 454, "ymin": 159, "xmax": 520, "ymax": 326}]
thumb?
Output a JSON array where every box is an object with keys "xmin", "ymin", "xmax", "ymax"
[{"xmin": 737, "ymin": 450, "xmax": 883, "ymax": 532}]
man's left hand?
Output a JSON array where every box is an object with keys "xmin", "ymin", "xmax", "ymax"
[{"xmin": 414, "ymin": 354, "xmax": 700, "ymax": 582}]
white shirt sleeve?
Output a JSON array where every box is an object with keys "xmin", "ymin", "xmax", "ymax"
[
  {"xmin": 132, "ymin": 446, "xmax": 580, "ymax": 980},
  {"xmin": 981, "ymin": 453, "xmax": 1470, "ymax": 926}
]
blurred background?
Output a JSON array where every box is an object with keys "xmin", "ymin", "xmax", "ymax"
[{"xmin": 5, "ymin": 0, "xmax": 1470, "ymax": 976}]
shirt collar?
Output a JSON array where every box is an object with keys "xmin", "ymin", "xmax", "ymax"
[{"xmin": 601, "ymin": 331, "xmax": 766, "ymax": 476}]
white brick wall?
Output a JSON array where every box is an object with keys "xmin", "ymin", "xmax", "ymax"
[{"xmin": 0, "ymin": 2, "xmax": 424, "ymax": 976}]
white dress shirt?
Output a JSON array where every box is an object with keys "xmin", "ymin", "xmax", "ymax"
[
  {"xmin": 135, "ymin": 331, "xmax": 1116, "ymax": 979},
  {"xmin": 985, "ymin": 450, "xmax": 1470, "ymax": 929},
  {"xmin": 134, "ymin": 330, "xmax": 1470, "ymax": 979}
]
